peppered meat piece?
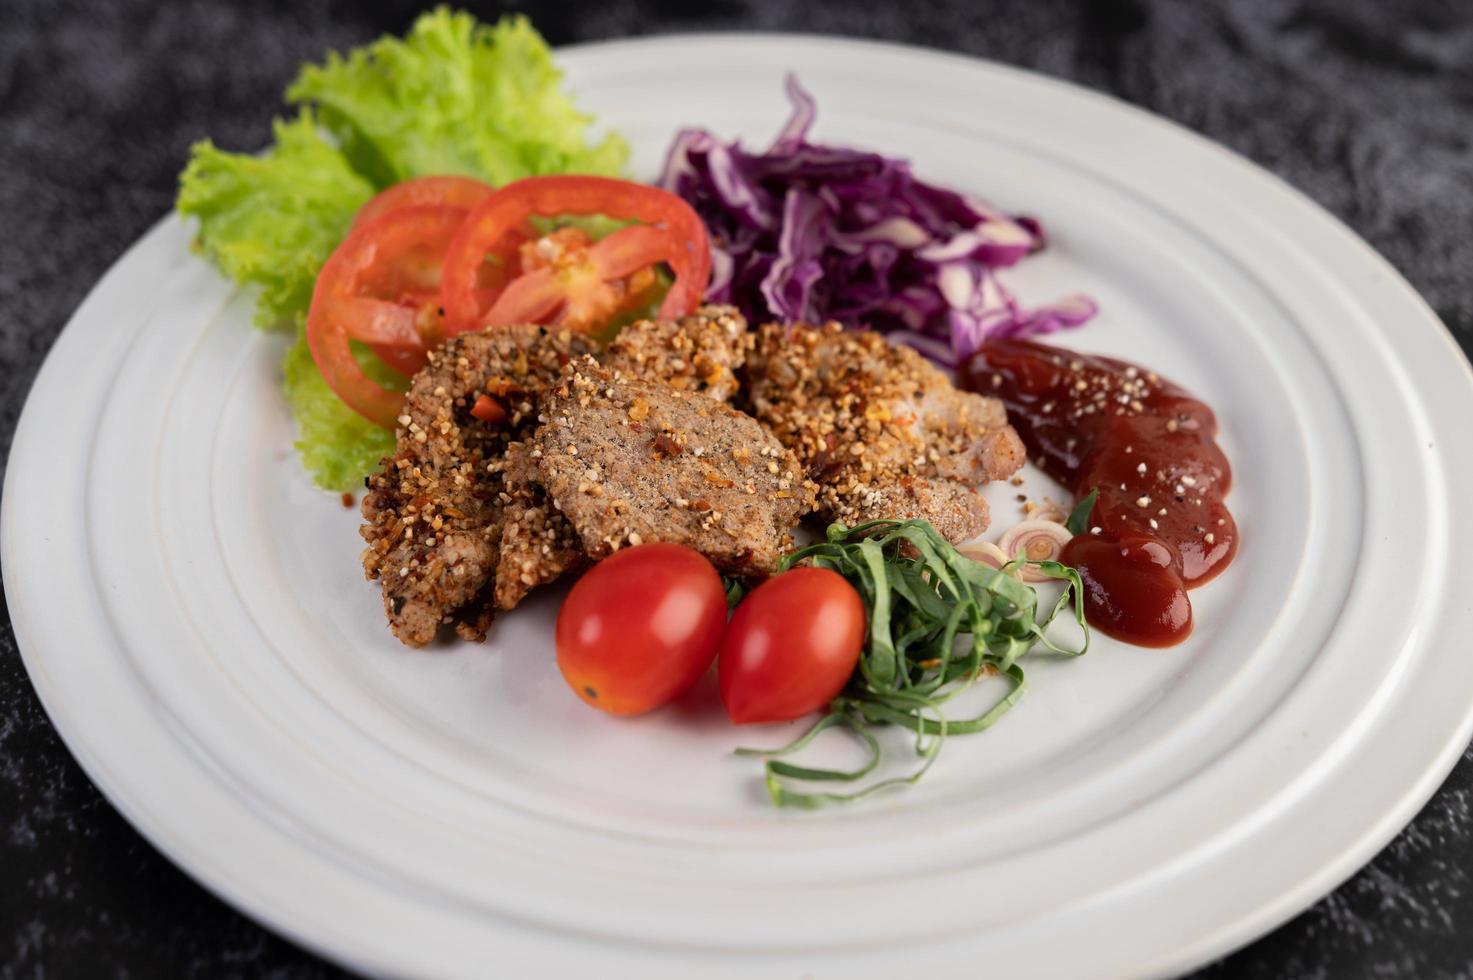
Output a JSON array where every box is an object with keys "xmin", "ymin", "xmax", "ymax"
[
  {"xmin": 745, "ymin": 321, "xmax": 1026, "ymax": 542},
  {"xmin": 852, "ymin": 479, "xmax": 1002, "ymax": 541},
  {"xmin": 496, "ymin": 308, "xmax": 763, "ymax": 595},
  {"xmin": 603, "ymin": 305, "xmax": 752, "ymax": 402},
  {"xmin": 493, "ymin": 442, "xmax": 586, "ymax": 610},
  {"xmin": 527, "ymin": 357, "xmax": 811, "ymax": 576},
  {"xmin": 359, "ymin": 324, "xmax": 596, "ymax": 647}
]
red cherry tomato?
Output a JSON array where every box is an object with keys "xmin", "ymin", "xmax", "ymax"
[
  {"xmin": 719, "ymin": 568, "xmax": 866, "ymax": 725},
  {"xmin": 556, "ymin": 544, "xmax": 727, "ymax": 717}
]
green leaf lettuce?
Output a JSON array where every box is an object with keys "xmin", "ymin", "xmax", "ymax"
[
  {"xmin": 177, "ymin": 113, "xmax": 374, "ymax": 330},
  {"xmin": 287, "ymin": 11, "xmax": 627, "ymax": 187},
  {"xmin": 175, "ymin": 9, "xmax": 628, "ymax": 491}
]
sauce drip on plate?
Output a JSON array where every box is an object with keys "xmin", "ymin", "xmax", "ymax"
[{"xmin": 962, "ymin": 339, "xmax": 1238, "ymax": 647}]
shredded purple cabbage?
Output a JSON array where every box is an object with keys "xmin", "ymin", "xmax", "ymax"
[{"xmin": 659, "ymin": 76, "xmax": 1097, "ymax": 365}]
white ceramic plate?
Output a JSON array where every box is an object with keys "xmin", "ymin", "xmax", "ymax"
[{"xmin": 6, "ymin": 34, "xmax": 1473, "ymax": 980}]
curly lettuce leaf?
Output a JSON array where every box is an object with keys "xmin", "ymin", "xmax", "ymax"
[
  {"xmin": 177, "ymin": 113, "xmax": 373, "ymax": 329},
  {"xmin": 286, "ymin": 10, "xmax": 627, "ymax": 187},
  {"xmin": 174, "ymin": 9, "xmax": 627, "ymax": 491},
  {"xmin": 282, "ymin": 330, "xmax": 400, "ymax": 492}
]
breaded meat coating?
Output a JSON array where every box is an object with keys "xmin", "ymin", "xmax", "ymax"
[
  {"xmin": 526, "ymin": 357, "xmax": 812, "ymax": 577},
  {"xmin": 493, "ymin": 442, "xmax": 586, "ymax": 611},
  {"xmin": 603, "ymin": 305, "xmax": 752, "ymax": 403},
  {"xmin": 492, "ymin": 307, "xmax": 757, "ymax": 608},
  {"xmin": 359, "ymin": 325, "xmax": 595, "ymax": 647},
  {"xmin": 745, "ymin": 321, "xmax": 1027, "ymax": 542}
]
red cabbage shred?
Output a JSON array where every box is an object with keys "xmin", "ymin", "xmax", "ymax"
[{"xmin": 659, "ymin": 76, "xmax": 1096, "ymax": 365}]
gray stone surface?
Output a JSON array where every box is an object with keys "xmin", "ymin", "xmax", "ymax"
[{"xmin": 2, "ymin": 0, "xmax": 1471, "ymax": 976}]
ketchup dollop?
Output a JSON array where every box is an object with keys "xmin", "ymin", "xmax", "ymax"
[{"xmin": 963, "ymin": 339, "xmax": 1238, "ymax": 647}]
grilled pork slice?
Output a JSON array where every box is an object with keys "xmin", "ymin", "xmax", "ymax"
[
  {"xmin": 491, "ymin": 306, "xmax": 758, "ymax": 609},
  {"xmin": 360, "ymin": 325, "xmax": 595, "ymax": 647},
  {"xmin": 526, "ymin": 357, "xmax": 812, "ymax": 577},
  {"xmin": 745, "ymin": 321, "xmax": 1026, "ymax": 542},
  {"xmin": 603, "ymin": 305, "xmax": 752, "ymax": 403},
  {"xmin": 492, "ymin": 442, "xmax": 586, "ymax": 611}
]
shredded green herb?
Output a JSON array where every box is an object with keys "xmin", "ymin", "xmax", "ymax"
[
  {"xmin": 738, "ymin": 519, "xmax": 1088, "ymax": 808},
  {"xmin": 721, "ymin": 575, "xmax": 748, "ymax": 610},
  {"xmin": 1065, "ymin": 487, "xmax": 1099, "ymax": 536}
]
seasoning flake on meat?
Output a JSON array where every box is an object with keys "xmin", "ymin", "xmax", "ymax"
[
  {"xmin": 525, "ymin": 356, "xmax": 812, "ymax": 576},
  {"xmin": 493, "ymin": 441, "xmax": 586, "ymax": 610},
  {"xmin": 603, "ymin": 305, "xmax": 753, "ymax": 403},
  {"xmin": 359, "ymin": 324, "xmax": 595, "ymax": 647},
  {"xmin": 745, "ymin": 321, "xmax": 1026, "ymax": 542}
]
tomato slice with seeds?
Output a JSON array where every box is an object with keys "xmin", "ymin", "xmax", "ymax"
[
  {"xmin": 309, "ymin": 175, "xmax": 713, "ymax": 427},
  {"xmin": 485, "ymin": 224, "xmax": 675, "ymax": 333},
  {"xmin": 307, "ymin": 204, "xmax": 468, "ymax": 427},
  {"xmin": 339, "ymin": 177, "xmax": 495, "ymax": 377},
  {"xmin": 351, "ymin": 175, "xmax": 493, "ymax": 231},
  {"xmin": 439, "ymin": 175, "xmax": 711, "ymax": 335}
]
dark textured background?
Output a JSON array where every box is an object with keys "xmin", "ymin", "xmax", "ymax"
[{"xmin": 3, "ymin": 0, "xmax": 1472, "ymax": 976}]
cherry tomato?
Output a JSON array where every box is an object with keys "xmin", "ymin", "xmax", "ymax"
[
  {"xmin": 306, "ymin": 203, "xmax": 468, "ymax": 426},
  {"xmin": 556, "ymin": 544, "xmax": 727, "ymax": 717},
  {"xmin": 439, "ymin": 175, "xmax": 712, "ymax": 335},
  {"xmin": 350, "ymin": 175, "xmax": 493, "ymax": 231},
  {"xmin": 719, "ymin": 568, "xmax": 866, "ymax": 725}
]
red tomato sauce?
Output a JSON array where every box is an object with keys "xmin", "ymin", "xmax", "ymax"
[{"xmin": 962, "ymin": 339, "xmax": 1238, "ymax": 647}]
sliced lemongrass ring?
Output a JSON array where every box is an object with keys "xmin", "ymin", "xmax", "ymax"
[
  {"xmin": 959, "ymin": 540, "xmax": 1011, "ymax": 570},
  {"xmin": 1030, "ymin": 500, "xmax": 1068, "ymax": 524},
  {"xmin": 996, "ymin": 519, "xmax": 1073, "ymax": 583}
]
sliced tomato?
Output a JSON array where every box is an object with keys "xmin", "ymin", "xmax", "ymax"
[
  {"xmin": 439, "ymin": 176, "xmax": 711, "ymax": 335},
  {"xmin": 351, "ymin": 175, "xmax": 493, "ymax": 231},
  {"xmin": 307, "ymin": 204, "xmax": 468, "ymax": 427},
  {"xmin": 337, "ymin": 178, "xmax": 495, "ymax": 379},
  {"xmin": 485, "ymin": 224, "xmax": 670, "ymax": 332}
]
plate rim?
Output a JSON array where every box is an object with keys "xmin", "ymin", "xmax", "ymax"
[{"xmin": 6, "ymin": 31, "xmax": 1473, "ymax": 979}]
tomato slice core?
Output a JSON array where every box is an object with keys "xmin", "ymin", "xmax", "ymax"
[
  {"xmin": 440, "ymin": 176, "xmax": 711, "ymax": 335},
  {"xmin": 479, "ymin": 225, "xmax": 671, "ymax": 331}
]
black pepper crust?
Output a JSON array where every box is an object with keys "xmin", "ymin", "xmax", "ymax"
[
  {"xmin": 359, "ymin": 324, "xmax": 595, "ymax": 648},
  {"xmin": 603, "ymin": 305, "xmax": 753, "ymax": 402},
  {"xmin": 744, "ymin": 321, "xmax": 1027, "ymax": 542},
  {"xmin": 360, "ymin": 308, "xmax": 1028, "ymax": 647},
  {"xmin": 524, "ymin": 356, "xmax": 813, "ymax": 577}
]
